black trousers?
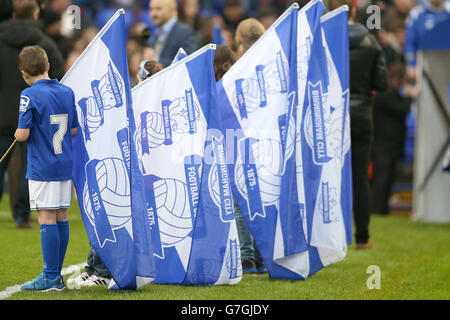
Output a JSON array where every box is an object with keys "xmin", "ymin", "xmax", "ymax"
[
  {"xmin": 371, "ymin": 146, "xmax": 398, "ymax": 215},
  {"xmin": 0, "ymin": 136, "xmax": 30, "ymax": 223},
  {"xmin": 350, "ymin": 118, "xmax": 373, "ymax": 244}
]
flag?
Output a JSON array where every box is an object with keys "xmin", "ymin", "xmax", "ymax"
[
  {"xmin": 132, "ymin": 44, "xmax": 242, "ymax": 285},
  {"xmin": 290, "ymin": 0, "xmax": 327, "ymax": 278},
  {"xmin": 62, "ymin": 9, "xmax": 155, "ymax": 290},
  {"xmin": 321, "ymin": 6, "xmax": 353, "ymax": 246},
  {"xmin": 217, "ymin": 4, "xmax": 309, "ymax": 279},
  {"xmin": 171, "ymin": 47, "xmax": 188, "ymax": 65},
  {"xmin": 212, "ymin": 24, "xmax": 225, "ymax": 45},
  {"xmin": 296, "ymin": 0, "xmax": 349, "ymax": 277}
]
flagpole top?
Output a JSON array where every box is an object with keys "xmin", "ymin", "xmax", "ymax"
[{"xmin": 321, "ymin": 4, "xmax": 350, "ymax": 22}]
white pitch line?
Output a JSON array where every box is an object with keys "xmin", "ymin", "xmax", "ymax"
[{"xmin": 0, "ymin": 262, "xmax": 86, "ymax": 300}]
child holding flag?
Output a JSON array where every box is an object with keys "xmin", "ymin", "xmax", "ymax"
[{"xmin": 15, "ymin": 46, "xmax": 78, "ymax": 291}]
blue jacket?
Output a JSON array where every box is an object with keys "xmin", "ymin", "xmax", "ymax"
[{"xmin": 404, "ymin": 0, "xmax": 450, "ymax": 67}]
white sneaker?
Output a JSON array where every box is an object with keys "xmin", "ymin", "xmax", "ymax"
[
  {"xmin": 82, "ymin": 275, "xmax": 111, "ymax": 287},
  {"xmin": 67, "ymin": 271, "xmax": 89, "ymax": 288}
]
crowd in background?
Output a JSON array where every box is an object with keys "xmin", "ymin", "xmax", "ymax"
[
  {"xmin": 0, "ymin": 0, "xmax": 425, "ymax": 83},
  {"xmin": 0, "ymin": 0, "xmax": 439, "ymax": 90}
]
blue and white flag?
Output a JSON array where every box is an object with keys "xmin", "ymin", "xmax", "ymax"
[
  {"xmin": 321, "ymin": 6, "xmax": 353, "ymax": 247},
  {"xmin": 132, "ymin": 44, "xmax": 242, "ymax": 285},
  {"xmin": 293, "ymin": 0, "xmax": 327, "ymax": 278},
  {"xmin": 296, "ymin": 1, "xmax": 350, "ymax": 277},
  {"xmin": 171, "ymin": 47, "xmax": 188, "ymax": 65},
  {"xmin": 62, "ymin": 9, "xmax": 155, "ymax": 290},
  {"xmin": 218, "ymin": 4, "xmax": 309, "ymax": 279},
  {"xmin": 307, "ymin": 5, "xmax": 349, "ymax": 270}
]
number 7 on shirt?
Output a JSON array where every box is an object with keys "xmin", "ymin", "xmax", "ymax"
[{"xmin": 50, "ymin": 114, "xmax": 68, "ymax": 154}]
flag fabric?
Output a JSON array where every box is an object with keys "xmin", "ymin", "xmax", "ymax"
[
  {"xmin": 217, "ymin": 4, "xmax": 310, "ymax": 279},
  {"xmin": 62, "ymin": 9, "xmax": 155, "ymax": 290},
  {"xmin": 171, "ymin": 47, "xmax": 188, "ymax": 65},
  {"xmin": 295, "ymin": 1, "xmax": 350, "ymax": 277},
  {"xmin": 321, "ymin": 6, "xmax": 353, "ymax": 246},
  {"xmin": 131, "ymin": 44, "xmax": 242, "ymax": 285},
  {"xmin": 293, "ymin": 0, "xmax": 326, "ymax": 278},
  {"xmin": 212, "ymin": 24, "xmax": 225, "ymax": 45}
]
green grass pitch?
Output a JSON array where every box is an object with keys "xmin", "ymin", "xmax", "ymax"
[{"xmin": 0, "ymin": 196, "xmax": 449, "ymax": 300}]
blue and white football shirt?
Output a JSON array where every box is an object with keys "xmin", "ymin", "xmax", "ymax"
[{"xmin": 18, "ymin": 79, "xmax": 78, "ymax": 181}]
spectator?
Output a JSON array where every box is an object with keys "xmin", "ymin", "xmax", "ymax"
[
  {"xmin": 377, "ymin": 0, "xmax": 415, "ymax": 65},
  {"xmin": 0, "ymin": 0, "xmax": 65, "ymax": 229},
  {"xmin": 0, "ymin": 0, "xmax": 22, "ymax": 219},
  {"xmin": 382, "ymin": 0, "xmax": 414, "ymax": 31},
  {"xmin": 378, "ymin": 20, "xmax": 405, "ymax": 66},
  {"xmin": 45, "ymin": 0, "xmax": 96, "ymax": 54},
  {"xmin": 223, "ymin": 0, "xmax": 248, "ymax": 32},
  {"xmin": 0, "ymin": 0, "xmax": 13, "ymax": 22},
  {"xmin": 371, "ymin": 61, "xmax": 414, "ymax": 215},
  {"xmin": 178, "ymin": 0, "xmax": 201, "ymax": 31},
  {"xmin": 329, "ymin": 0, "xmax": 388, "ymax": 250},
  {"xmin": 235, "ymin": 26, "xmax": 261, "ymax": 59},
  {"xmin": 259, "ymin": 0, "xmax": 288, "ymax": 15},
  {"xmin": 47, "ymin": 0, "xmax": 72, "ymax": 13},
  {"xmin": 404, "ymin": 0, "xmax": 450, "ymax": 80},
  {"xmin": 256, "ymin": 7, "xmax": 278, "ymax": 30},
  {"xmin": 234, "ymin": 17, "xmax": 264, "ymax": 54},
  {"xmin": 241, "ymin": 26, "xmax": 261, "ymax": 52},
  {"xmin": 137, "ymin": 59, "xmax": 164, "ymax": 84},
  {"xmin": 220, "ymin": 24, "xmax": 234, "ymax": 47},
  {"xmin": 197, "ymin": 14, "xmax": 231, "ymax": 47},
  {"xmin": 240, "ymin": 0, "xmax": 260, "ymax": 17},
  {"xmin": 40, "ymin": 8, "xmax": 66, "ymax": 56},
  {"xmin": 64, "ymin": 26, "xmax": 98, "ymax": 72},
  {"xmin": 128, "ymin": 42, "xmax": 145, "ymax": 87},
  {"xmin": 127, "ymin": 23, "xmax": 157, "ymax": 87},
  {"xmin": 213, "ymin": 44, "xmax": 235, "ymax": 81},
  {"xmin": 148, "ymin": 0, "xmax": 198, "ymax": 67}
]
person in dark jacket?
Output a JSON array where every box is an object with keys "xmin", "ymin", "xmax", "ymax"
[
  {"xmin": 371, "ymin": 61, "xmax": 413, "ymax": 215},
  {"xmin": 329, "ymin": 0, "xmax": 388, "ymax": 249},
  {"xmin": 148, "ymin": 0, "xmax": 198, "ymax": 67},
  {"xmin": 0, "ymin": 0, "xmax": 13, "ymax": 22},
  {"xmin": 0, "ymin": 0, "xmax": 65, "ymax": 228}
]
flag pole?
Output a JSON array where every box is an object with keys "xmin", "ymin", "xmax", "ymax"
[{"xmin": 0, "ymin": 139, "xmax": 17, "ymax": 163}]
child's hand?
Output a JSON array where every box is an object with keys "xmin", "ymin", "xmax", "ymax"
[{"xmin": 14, "ymin": 128, "xmax": 30, "ymax": 142}]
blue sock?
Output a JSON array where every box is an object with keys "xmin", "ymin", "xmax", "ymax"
[
  {"xmin": 40, "ymin": 224, "xmax": 60, "ymax": 280},
  {"xmin": 57, "ymin": 221, "xmax": 69, "ymax": 273}
]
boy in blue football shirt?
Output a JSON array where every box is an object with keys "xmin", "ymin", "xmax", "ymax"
[{"xmin": 15, "ymin": 46, "xmax": 78, "ymax": 291}]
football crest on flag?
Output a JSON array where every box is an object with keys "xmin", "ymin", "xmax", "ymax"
[
  {"xmin": 132, "ymin": 44, "xmax": 242, "ymax": 285},
  {"xmin": 63, "ymin": 9, "xmax": 155, "ymax": 290}
]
